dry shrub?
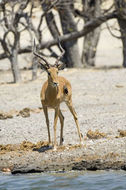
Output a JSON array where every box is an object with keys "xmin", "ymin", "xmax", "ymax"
[
  {"xmin": 19, "ymin": 141, "xmax": 35, "ymax": 150},
  {"xmin": 87, "ymin": 129, "xmax": 107, "ymax": 139},
  {"xmin": 0, "ymin": 144, "xmax": 19, "ymax": 154},
  {"xmin": 0, "ymin": 107, "xmax": 42, "ymax": 119},
  {"xmin": 118, "ymin": 130, "xmax": 126, "ymax": 137},
  {"xmin": 0, "ymin": 112, "xmax": 13, "ymax": 120},
  {"xmin": 17, "ymin": 107, "xmax": 42, "ymax": 117},
  {"xmin": 17, "ymin": 108, "xmax": 30, "ymax": 118},
  {"xmin": 20, "ymin": 140, "xmax": 49, "ymax": 150},
  {"xmin": 0, "ymin": 141, "xmax": 49, "ymax": 154}
]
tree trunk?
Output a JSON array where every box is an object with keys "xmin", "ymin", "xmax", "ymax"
[
  {"xmin": 119, "ymin": 21, "xmax": 126, "ymax": 67},
  {"xmin": 10, "ymin": 48, "xmax": 21, "ymax": 83},
  {"xmin": 82, "ymin": 0, "xmax": 101, "ymax": 67},
  {"xmin": 114, "ymin": 0, "xmax": 126, "ymax": 67},
  {"xmin": 32, "ymin": 56, "xmax": 38, "ymax": 80},
  {"xmin": 58, "ymin": 1, "xmax": 82, "ymax": 68}
]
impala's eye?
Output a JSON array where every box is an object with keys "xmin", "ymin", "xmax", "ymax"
[{"xmin": 48, "ymin": 72, "xmax": 50, "ymax": 76}]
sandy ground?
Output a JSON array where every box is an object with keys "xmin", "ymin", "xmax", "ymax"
[
  {"xmin": 0, "ymin": 68, "xmax": 126, "ymax": 173},
  {"xmin": 0, "ymin": 68, "xmax": 126, "ymax": 145}
]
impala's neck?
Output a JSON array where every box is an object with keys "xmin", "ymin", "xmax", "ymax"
[{"xmin": 47, "ymin": 78, "xmax": 59, "ymax": 94}]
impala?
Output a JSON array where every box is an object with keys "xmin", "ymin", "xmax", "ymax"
[{"xmin": 33, "ymin": 40, "xmax": 83, "ymax": 150}]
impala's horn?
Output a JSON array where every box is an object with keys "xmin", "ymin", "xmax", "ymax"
[
  {"xmin": 33, "ymin": 39, "xmax": 50, "ymax": 68},
  {"xmin": 55, "ymin": 38, "xmax": 65, "ymax": 67}
]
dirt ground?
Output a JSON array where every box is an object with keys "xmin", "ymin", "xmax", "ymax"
[{"xmin": 0, "ymin": 68, "xmax": 126, "ymax": 173}]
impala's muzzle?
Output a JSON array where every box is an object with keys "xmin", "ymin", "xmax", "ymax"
[{"xmin": 53, "ymin": 82, "xmax": 59, "ymax": 87}]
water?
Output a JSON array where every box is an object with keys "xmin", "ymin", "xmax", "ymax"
[{"xmin": 0, "ymin": 171, "xmax": 126, "ymax": 190}]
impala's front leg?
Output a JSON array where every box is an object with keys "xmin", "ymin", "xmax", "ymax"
[
  {"xmin": 43, "ymin": 105, "xmax": 51, "ymax": 144},
  {"xmin": 53, "ymin": 106, "xmax": 59, "ymax": 150}
]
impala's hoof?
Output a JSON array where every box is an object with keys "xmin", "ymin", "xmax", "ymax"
[
  {"xmin": 49, "ymin": 142, "xmax": 52, "ymax": 146},
  {"xmin": 80, "ymin": 141, "xmax": 84, "ymax": 146},
  {"xmin": 53, "ymin": 146, "xmax": 57, "ymax": 151},
  {"xmin": 59, "ymin": 142, "xmax": 63, "ymax": 146},
  {"xmin": 60, "ymin": 137, "xmax": 64, "ymax": 146}
]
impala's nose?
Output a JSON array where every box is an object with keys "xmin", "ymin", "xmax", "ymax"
[{"xmin": 53, "ymin": 82, "xmax": 58, "ymax": 87}]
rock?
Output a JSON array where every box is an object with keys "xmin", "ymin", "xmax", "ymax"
[{"xmin": 2, "ymin": 168, "xmax": 11, "ymax": 173}]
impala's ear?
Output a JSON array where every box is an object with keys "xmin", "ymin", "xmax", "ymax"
[{"xmin": 56, "ymin": 62, "xmax": 64, "ymax": 70}]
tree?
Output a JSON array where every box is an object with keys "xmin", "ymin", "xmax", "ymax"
[
  {"xmin": 81, "ymin": 0, "xmax": 101, "ymax": 67},
  {"xmin": 0, "ymin": 0, "xmax": 118, "ymax": 83},
  {"xmin": 42, "ymin": 0, "xmax": 82, "ymax": 68},
  {"xmin": 0, "ymin": 0, "xmax": 30, "ymax": 82},
  {"xmin": 114, "ymin": 0, "xmax": 126, "ymax": 67}
]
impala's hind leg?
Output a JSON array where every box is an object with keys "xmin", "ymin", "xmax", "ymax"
[
  {"xmin": 43, "ymin": 105, "xmax": 51, "ymax": 144},
  {"xmin": 59, "ymin": 109, "xmax": 64, "ymax": 145},
  {"xmin": 66, "ymin": 100, "xmax": 83, "ymax": 144}
]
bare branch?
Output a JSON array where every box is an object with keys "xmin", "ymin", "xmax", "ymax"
[
  {"xmin": 102, "ymin": 3, "xmax": 114, "ymax": 14},
  {"xmin": 0, "ymin": 11, "xmax": 118, "ymax": 60},
  {"xmin": 106, "ymin": 22, "xmax": 121, "ymax": 39},
  {"xmin": 19, "ymin": 0, "xmax": 30, "ymax": 10},
  {"xmin": 1, "ymin": 3, "xmax": 9, "ymax": 29},
  {"xmin": 55, "ymin": 38, "xmax": 65, "ymax": 65},
  {"xmin": 1, "ymin": 31, "xmax": 11, "ymax": 56},
  {"xmin": 38, "ymin": 11, "xmax": 118, "ymax": 49}
]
